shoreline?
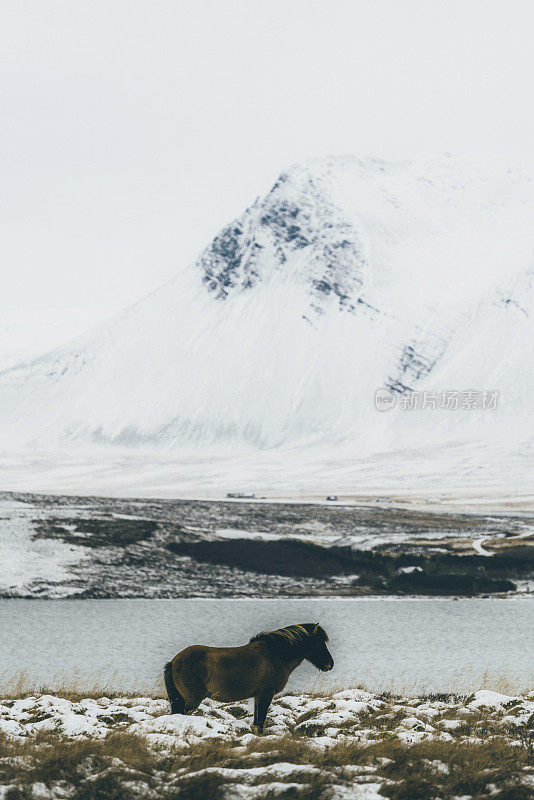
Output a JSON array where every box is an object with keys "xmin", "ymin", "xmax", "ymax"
[{"xmin": 2, "ymin": 594, "xmax": 533, "ymax": 601}]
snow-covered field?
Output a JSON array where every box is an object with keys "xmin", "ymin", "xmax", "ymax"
[
  {"xmin": 0, "ymin": 499, "xmax": 88, "ymax": 596},
  {"xmin": 2, "ymin": 688, "xmax": 532, "ymax": 745},
  {"xmin": 1, "ymin": 443, "xmax": 534, "ymax": 507},
  {"xmin": 0, "ymin": 689, "xmax": 532, "ymax": 799}
]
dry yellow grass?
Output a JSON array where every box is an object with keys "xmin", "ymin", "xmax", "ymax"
[
  {"xmin": 0, "ymin": 669, "xmax": 164, "ymax": 701},
  {"xmin": 1, "ymin": 665, "xmax": 532, "ymax": 701},
  {"xmin": 0, "ymin": 725, "xmax": 532, "ymax": 800}
]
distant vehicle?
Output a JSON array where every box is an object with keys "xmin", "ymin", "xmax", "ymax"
[
  {"xmin": 226, "ymin": 492, "xmax": 256, "ymax": 499},
  {"xmin": 326, "ymin": 495, "xmax": 338, "ymax": 502}
]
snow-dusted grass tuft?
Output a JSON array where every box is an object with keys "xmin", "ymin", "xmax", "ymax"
[{"xmin": 0, "ymin": 688, "xmax": 533, "ymax": 798}]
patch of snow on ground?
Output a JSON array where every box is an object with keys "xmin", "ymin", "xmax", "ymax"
[
  {"xmin": 0, "ymin": 501, "xmax": 87, "ymax": 593},
  {"xmin": 468, "ymin": 689, "xmax": 517, "ymax": 708}
]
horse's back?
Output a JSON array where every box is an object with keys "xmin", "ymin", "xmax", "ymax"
[{"xmin": 173, "ymin": 644, "xmax": 210, "ymax": 665}]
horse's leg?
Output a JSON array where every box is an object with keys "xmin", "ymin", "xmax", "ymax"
[
  {"xmin": 179, "ymin": 675, "xmax": 207, "ymax": 715},
  {"xmin": 170, "ymin": 691, "xmax": 186, "ymax": 715},
  {"xmin": 164, "ymin": 661, "xmax": 186, "ymax": 715},
  {"xmin": 184, "ymin": 693, "xmax": 206, "ymax": 715},
  {"xmin": 172, "ymin": 659, "xmax": 207, "ymax": 715},
  {"xmin": 253, "ymin": 696, "xmax": 260, "ymax": 729},
  {"xmin": 252, "ymin": 690, "xmax": 275, "ymax": 734}
]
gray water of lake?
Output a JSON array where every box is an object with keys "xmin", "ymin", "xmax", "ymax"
[{"xmin": 0, "ymin": 599, "xmax": 532, "ymax": 695}]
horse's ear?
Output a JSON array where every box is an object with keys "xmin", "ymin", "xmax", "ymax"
[{"xmin": 313, "ymin": 623, "xmax": 320, "ymax": 634}]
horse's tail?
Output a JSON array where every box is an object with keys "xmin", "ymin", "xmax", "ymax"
[{"xmin": 164, "ymin": 660, "xmax": 185, "ymax": 714}]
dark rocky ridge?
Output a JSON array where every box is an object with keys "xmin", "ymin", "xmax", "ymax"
[{"xmin": 1, "ymin": 492, "xmax": 532, "ymax": 599}]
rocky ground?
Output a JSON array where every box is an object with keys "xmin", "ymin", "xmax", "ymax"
[
  {"xmin": 0, "ymin": 689, "xmax": 533, "ymax": 799},
  {"xmin": 1, "ymin": 491, "xmax": 533, "ymax": 598}
]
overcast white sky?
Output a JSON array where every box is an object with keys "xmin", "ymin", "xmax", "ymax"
[{"xmin": 2, "ymin": 0, "xmax": 534, "ymax": 313}]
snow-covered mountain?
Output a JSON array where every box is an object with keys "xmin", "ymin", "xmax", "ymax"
[
  {"xmin": 0, "ymin": 308, "xmax": 117, "ymax": 373},
  {"xmin": 1, "ymin": 155, "xmax": 534, "ymax": 496}
]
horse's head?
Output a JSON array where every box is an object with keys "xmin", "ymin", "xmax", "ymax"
[
  {"xmin": 304, "ymin": 623, "xmax": 334, "ymax": 672},
  {"xmin": 250, "ymin": 623, "xmax": 334, "ymax": 670}
]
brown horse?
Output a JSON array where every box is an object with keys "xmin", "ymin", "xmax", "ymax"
[{"xmin": 164, "ymin": 623, "xmax": 333, "ymax": 733}]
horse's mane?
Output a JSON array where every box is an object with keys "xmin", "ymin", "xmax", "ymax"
[{"xmin": 250, "ymin": 623, "xmax": 328, "ymax": 657}]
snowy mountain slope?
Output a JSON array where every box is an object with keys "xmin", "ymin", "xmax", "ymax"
[
  {"xmin": 0, "ymin": 308, "xmax": 117, "ymax": 373},
  {"xmin": 1, "ymin": 155, "xmax": 534, "ymax": 492}
]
